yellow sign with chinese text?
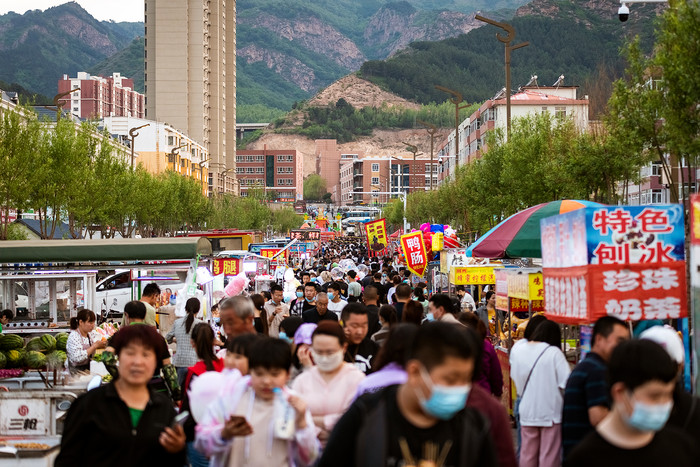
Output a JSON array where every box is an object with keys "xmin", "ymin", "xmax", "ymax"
[
  {"xmin": 450, "ymin": 266, "xmax": 499, "ymax": 285},
  {"xmin": 508, "ymin": 272, "xmax": 544, "ymax": 301}
]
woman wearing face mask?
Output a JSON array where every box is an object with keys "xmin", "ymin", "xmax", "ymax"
[
  {"xmin": 510, "ymin": 320, "xmax": 570, "ymax": 467},
  {"xmin": 565, "ymin": 339, "xmax": 698, "ymax": 467},
  {"xmin": 291, "ymin": 321, "xmax": 365, "ymax": 445}
]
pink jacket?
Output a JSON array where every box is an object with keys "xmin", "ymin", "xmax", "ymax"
[
  {"xmin": 195, "ymin": 374, "xmax": 319, "ymax": 467},
  {"xmin": 291, "ymin": 363, "xmax": 365, "ymax": 432}
]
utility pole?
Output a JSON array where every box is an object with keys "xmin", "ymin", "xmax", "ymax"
[
  {"xmin": 435, "ymin": 85, "xmax": 470, "ymax": 173},
  {"xmin": 417, "ymin": 120, "xmax": 439, "ymax": 189},
  {"xmin": 402, "ymin": 142, "xmax": 422, "ymax": 194},
  {"xmin": 475, "ymin": 15, "xmax": 529, "ymax": 139}
]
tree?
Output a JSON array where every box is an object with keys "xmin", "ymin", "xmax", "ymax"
[
  {"xmin": 271, "ymin": 208, "xmax": 302, "ymax": 234},
  {"xmin": 303, "ymin": 174, "xmax": 328, "ymax": 201}
]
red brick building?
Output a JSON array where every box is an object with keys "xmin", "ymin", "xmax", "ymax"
[
  {"xmin": 235, "ymin": 148, "xmax": 303, "ymax": 202},
  {"xmin": 57, "ymin": 72, "xmax": 145, "ymax": 120}
]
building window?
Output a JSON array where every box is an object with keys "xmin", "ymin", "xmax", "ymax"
[
  {"xmin": 286, "ymin": 155, "xmax": 294, "ymax": 161},
  {"xmin": 371, "ymin": 163, "xmax": 379, "ymax": 172},
  {"xmin": 256, "ymin": 167, "xmax": 264, "ymax": 173},
  {"xmin": 236, "ymin": 168, "xmax": 244, "ymax": 174},
  {"xmin": 168, "ymin": 136, "xmax": 174, "ymax": 146},
  {"xmin": 555, "ymin": 107, "xmax": 566, "ymax": 118},
  {"xmin": 277, "ymin": 155, "xmax": 284, "ymax": 162},
  {"xmin": 236, "ymin": 156, "xmax": 243, "ymax": 163},
  {"xmin": 371, "ymin": 177, "xmax": 380, "ymax": 185}
]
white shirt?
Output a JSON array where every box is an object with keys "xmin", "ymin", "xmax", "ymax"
[
  {"xmin": 327, "ymin": 299, "xmax": 347, "ymax": 312},
  {"xmin": 460, "ymin": 293, "xmax": 476, "ymax": 311},
  {"xmin": 509, "ymin": 341, "xmax": 571, "ymax": 427}
]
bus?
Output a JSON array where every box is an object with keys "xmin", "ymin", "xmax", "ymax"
[{"xmin": 341, "ymin": 209, "xmax": 379, "ymax": 227}]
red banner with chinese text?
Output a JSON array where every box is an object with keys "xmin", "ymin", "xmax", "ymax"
[
  {"xmin": 400, "ymin": 231, "xmax": 428, "ymax": 277},
  {"xmin": 212, "ymin": 258, "xmax": 241, "ymax": 276},
  {"xmin": 543, "ymin": 262, "xmax": 687, "ymax": 324}
]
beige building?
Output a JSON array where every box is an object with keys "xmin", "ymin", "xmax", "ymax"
[{"xmin": 144, "ymin": 0, "xmax": 236, "ymax": 195}]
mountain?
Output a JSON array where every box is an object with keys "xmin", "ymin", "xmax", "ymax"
[
  {"xmin": 0, "ymin": 79, "xmax": 51, "ymax": 105},
  {"xmin": 0, "ymin": 2, "xmax": 142, "ymax": 96},
  {"xmin": 359, "ymin": 0, "xmax": 664, "ymax": 111},
  {"xmin": 89, "ymin": 36, "xmax": 145, "ymax": 93}
]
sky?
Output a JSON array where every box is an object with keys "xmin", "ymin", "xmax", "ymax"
[{"xmin": 0, "ymin": 0, "xmax": 144, "ymax": 22}]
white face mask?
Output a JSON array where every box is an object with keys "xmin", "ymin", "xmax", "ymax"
[{"xmin": 311, "ymin": 350, "xmax": 344, "ymax": 373}]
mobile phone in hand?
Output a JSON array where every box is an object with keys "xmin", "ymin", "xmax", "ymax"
[{"xmin": 173, "ymin": 411, "xmax": 189, "ymax": 428}]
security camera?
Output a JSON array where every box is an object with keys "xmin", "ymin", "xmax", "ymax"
[{"xmin": 618, "ymin": 3, "xmax": 629, "ymax": 22}]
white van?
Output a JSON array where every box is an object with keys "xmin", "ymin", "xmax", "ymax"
[{"xmin": 96, "ymin": 270, "xmax": 185, "ymax": 319}]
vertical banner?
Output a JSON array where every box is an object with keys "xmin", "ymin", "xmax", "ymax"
[
  {"xmin": 400, "ymin": 230, "xmax": 428, "ymax": 277},
  {"xmin": 365, "ymin": 218, "xmax": 388, "ymax": 257}
]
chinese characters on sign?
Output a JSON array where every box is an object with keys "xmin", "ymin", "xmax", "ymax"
[
  {"xmin": 212, "ymin": 258, "xmax": 240, "ymax": 276},
  {"xmin": 290, "ymin": 229, "xmax": 321, "ymax": 241},
  {"xmin": 541, "ymin": 205, "xmax": 687, "ymax": 324},
  {"xmin": 450, "ymin": 266, "xmax": 498, "ymax": 285},
  {"xmin": 400, "ymin": 231, "xmax": 428, "ymax": 277},
  {"xmin": 365, "ymin": 219, "xmax": 388, "ymax": 253}
]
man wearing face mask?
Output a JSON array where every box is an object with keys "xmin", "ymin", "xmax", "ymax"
[
  {"xmin": 319, "ymin": 322, "xmax": 496, "ymax": 467},
  {"xmin": 265, "ymin": 284, "xmax": 290, "ymax": 338},
  {"xmin": 326, "ymin": 282, "xmax": 348, "ymax": 313},
  {"xmin": 562, "ymin": 316, "xmax": 630, "ymax": 457},
  {"xmin": 565, "ymin": 339, "xmax": 697, "ymax": 466}
]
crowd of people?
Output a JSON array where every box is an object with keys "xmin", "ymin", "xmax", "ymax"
[{"xmin": 54, "ymin": 238, "xmax": 700, "ymax": 466}]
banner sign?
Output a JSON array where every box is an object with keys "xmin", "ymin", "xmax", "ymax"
[
  {"xmin": 508, "ymin": 271, "xmax": 544, "ymax": 301},
  {"xmin": 495, "ymin": 297, "xmax": 545, "ymax": 313},
  {"xmin": 290, "ymin": 229, "xmax": 321, "ymax": 241},
  {"xmin": 400, "ymin": 231, "xmax": 428, "ymax": 277},
  {"xmin": 541, "ymin": 205, "xmax": 687, "ymax": 324},
  {"xmin": 212, "ymin": 258, "xmax": 241, "ymax": 276},
  {"xmin": 260, "ymin": 248, "xmax": 287, "ymax": 265},
  {"xmin": 365, "ymin": 218, "xmax": 388, "ymax": 253},
  {"xmin": 450, "ymin": 266, "xmax": 498, "ymax": 285}
]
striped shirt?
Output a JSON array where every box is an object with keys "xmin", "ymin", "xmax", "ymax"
[{"xmin": 562, "ymin": 352, "xmax": 610, "ymax": 458}]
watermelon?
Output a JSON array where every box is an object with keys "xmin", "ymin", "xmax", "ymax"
[
  {"xmin": 0, "ymin": 334, "xmax": 24, "ymax": 351},
  {"xmin": 0, "ymin": 351, "xmax": 6, "ymax": 369},
  {"xmin": 5, "ymin": 350, "xmax": 23, "ymax": 368},
  {"xmin": 26, "ymin": 338, "xmax": 45, "ymax": 352},
  {"xmin": 46, "ymin": 350, "xmax": 67, "ymax": 370},
  {"xmin": 55, "ymin": 333, "xmax": 68, "ymax": 351},
  {"xmin": 25, "ymin": 351, "xmax": 46, "ymax": 369},
  {"xmin": 40, "ymin": 334, "xmax": 56, "ymax": 352}
]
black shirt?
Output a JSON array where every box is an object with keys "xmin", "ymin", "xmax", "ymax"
[
  {"xmin": 345, "ymin": 338, "xmax": 378, "ymax": 374},
  {"xmin": 366, "ymin": 304, "xmax": 381, "ymax": 337},
  {"xmin": 319, "ymin": 385, "xmax": 496, "ymax": 467},
  {"xmin": 564, "ymin": 426, "xmax": 699, "ymax": 467},
  {"xmin": 55, "ymin": 383, "xmax": 185, "ymax": 466},
  {"xmin": 302, "ymin": 307, "xmax": 339, "ymax": 324}
]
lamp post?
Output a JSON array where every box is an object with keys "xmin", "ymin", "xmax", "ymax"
[
  {"xmin": 52, "ymin": 88, "xmax": 81, "ymax": 121},
  {"xmin": 417, "ymin": 120, "xmax": 439, "ymax": 189},
  {"xmin": 402, "ymin": 142, "xmax": 422, "ymax": 194},
  {"xmin": 221, "ymin": 168, "xmax": 235, "ymax": 195},
  {"xmin": 167, "ymin": 144, "xmax": 187, "ymax": 173},
  {"xmin": 198, "ymin": 157, "xmax": 211, "ymax": 196},
  {"xmin": 128, "ymin": 123, "xmax": 150, "ymax": 169},
  {"xmin": 435, "ymin": 85, "xmax": 470, "ymax": 171},
  {"xmin": 475, "ymin": 15, "xmax": 529, "ymax": 139}
]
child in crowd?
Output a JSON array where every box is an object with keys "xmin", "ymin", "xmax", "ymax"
[{"xmin": 195, "ymin": 337, "xmax": 319, "ymax": 467}]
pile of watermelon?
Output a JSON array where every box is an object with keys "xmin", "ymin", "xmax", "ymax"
[{"xmin": 0, "ymin": 333, "xmax": 67, "ymax": 371}]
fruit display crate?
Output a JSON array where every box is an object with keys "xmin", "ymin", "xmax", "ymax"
[{"xmin": 0, "ymin": 436, "xmax": 61, "ymax": 466}]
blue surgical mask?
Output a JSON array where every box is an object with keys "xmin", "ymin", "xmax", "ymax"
[
  {"xmin": 328, "ymin": 292, "xmax": 335, "ymax": 301},
  {"xmin": 296, "ymin": 291, "xmax": 304, "ymax": 299},
  {"xmin": 305, "ymin": 297, "xmax": 314, "ymax": 303},
  {"xmin": 213, "ymin": 317, "xmax": 220, "ymax": 324},
  {"xmin": 416, "ymin": 367, "xmax": 470, "ymax": 420},
  {"xmin": 278, "ymin": 332, "xmax": 293, "ymax": 344},
  {"xmin": 623, "ymin": 393, "xmax": 673, "ymax": 432},
  {"xmin": 426, "ymin": 312, "xmax": 435, "ymax": 321}
]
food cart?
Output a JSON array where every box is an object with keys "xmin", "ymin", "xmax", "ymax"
[{"xmin": 0, "ymin": 237, "xmax": 213, "ymax": 464}]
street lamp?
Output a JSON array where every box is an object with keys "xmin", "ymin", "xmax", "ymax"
[
  {"xmin": 435, "ymin": 85, "xmax": 470, "ymax": 171},
  {"xmin": 198, "ymin": 157, "xmax": 211, "ymax": 195},
  {"xmin": 167, "ymin": 144, "xmax": 187, "ymax": 173},
  {"xmin": 52, "ymin": 88, "xmax": 81, "ymax": 121},
  {"xmin": 402, "ymin": 142, "xmax": 422, "ymax": 194},
  {"xmin": 417, "ymin": 120, "xmax": 440, "ymax": 189},
  {"xmin": 128, "ymin": 123, "xmax": 150, "ymax": 169},
  {"xmin": 475, "ymin": 15, "xmax": 529, "ymax": 139},
  {"xmin": 220, "ymin": 168, "xmax": 235, "ymax": 195}
]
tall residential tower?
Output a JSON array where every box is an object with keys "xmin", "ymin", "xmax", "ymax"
[{"xmin": 144, "ymin": 0, "xmax": 236, "ymax": 194}]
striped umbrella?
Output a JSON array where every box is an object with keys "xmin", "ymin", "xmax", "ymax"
[{"xmin": 466, "ymin": 200, "xmax": 604, "ymax": 259}]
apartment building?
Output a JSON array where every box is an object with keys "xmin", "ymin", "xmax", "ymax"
[
  {"xmin": 144, "ymin": 0, "xmax": 236, "ymax": 195},
  {"xmin": 57, "ymin": 72, "xmax": 144, "ymax": 119},
  {"xmin": 234, "ymin": 149, "xmax": 303, "ymax": 202},
  {"xmin": 101, "ymin": 116, "xmax": 209, "ymax": 196},
  {"xmin": 438, "ymin": 79, "xmax": 589, "ymax": 183}
]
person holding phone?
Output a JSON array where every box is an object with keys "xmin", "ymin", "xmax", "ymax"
[{"xmin": 56, "ymin": 324, "xmax": 186, "ymax": 466}]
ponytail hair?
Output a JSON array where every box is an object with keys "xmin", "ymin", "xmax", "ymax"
[
  {"xmin": 185, "ymin": 297, "xmax": 200, "ymax": 334},
  {"xmin": 192, "ymin": 323, "xmax": 217, "ymax": 371},
  {"xmin": 70, "ymin": 309, "xmax": 96, "ymax": 330}
]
